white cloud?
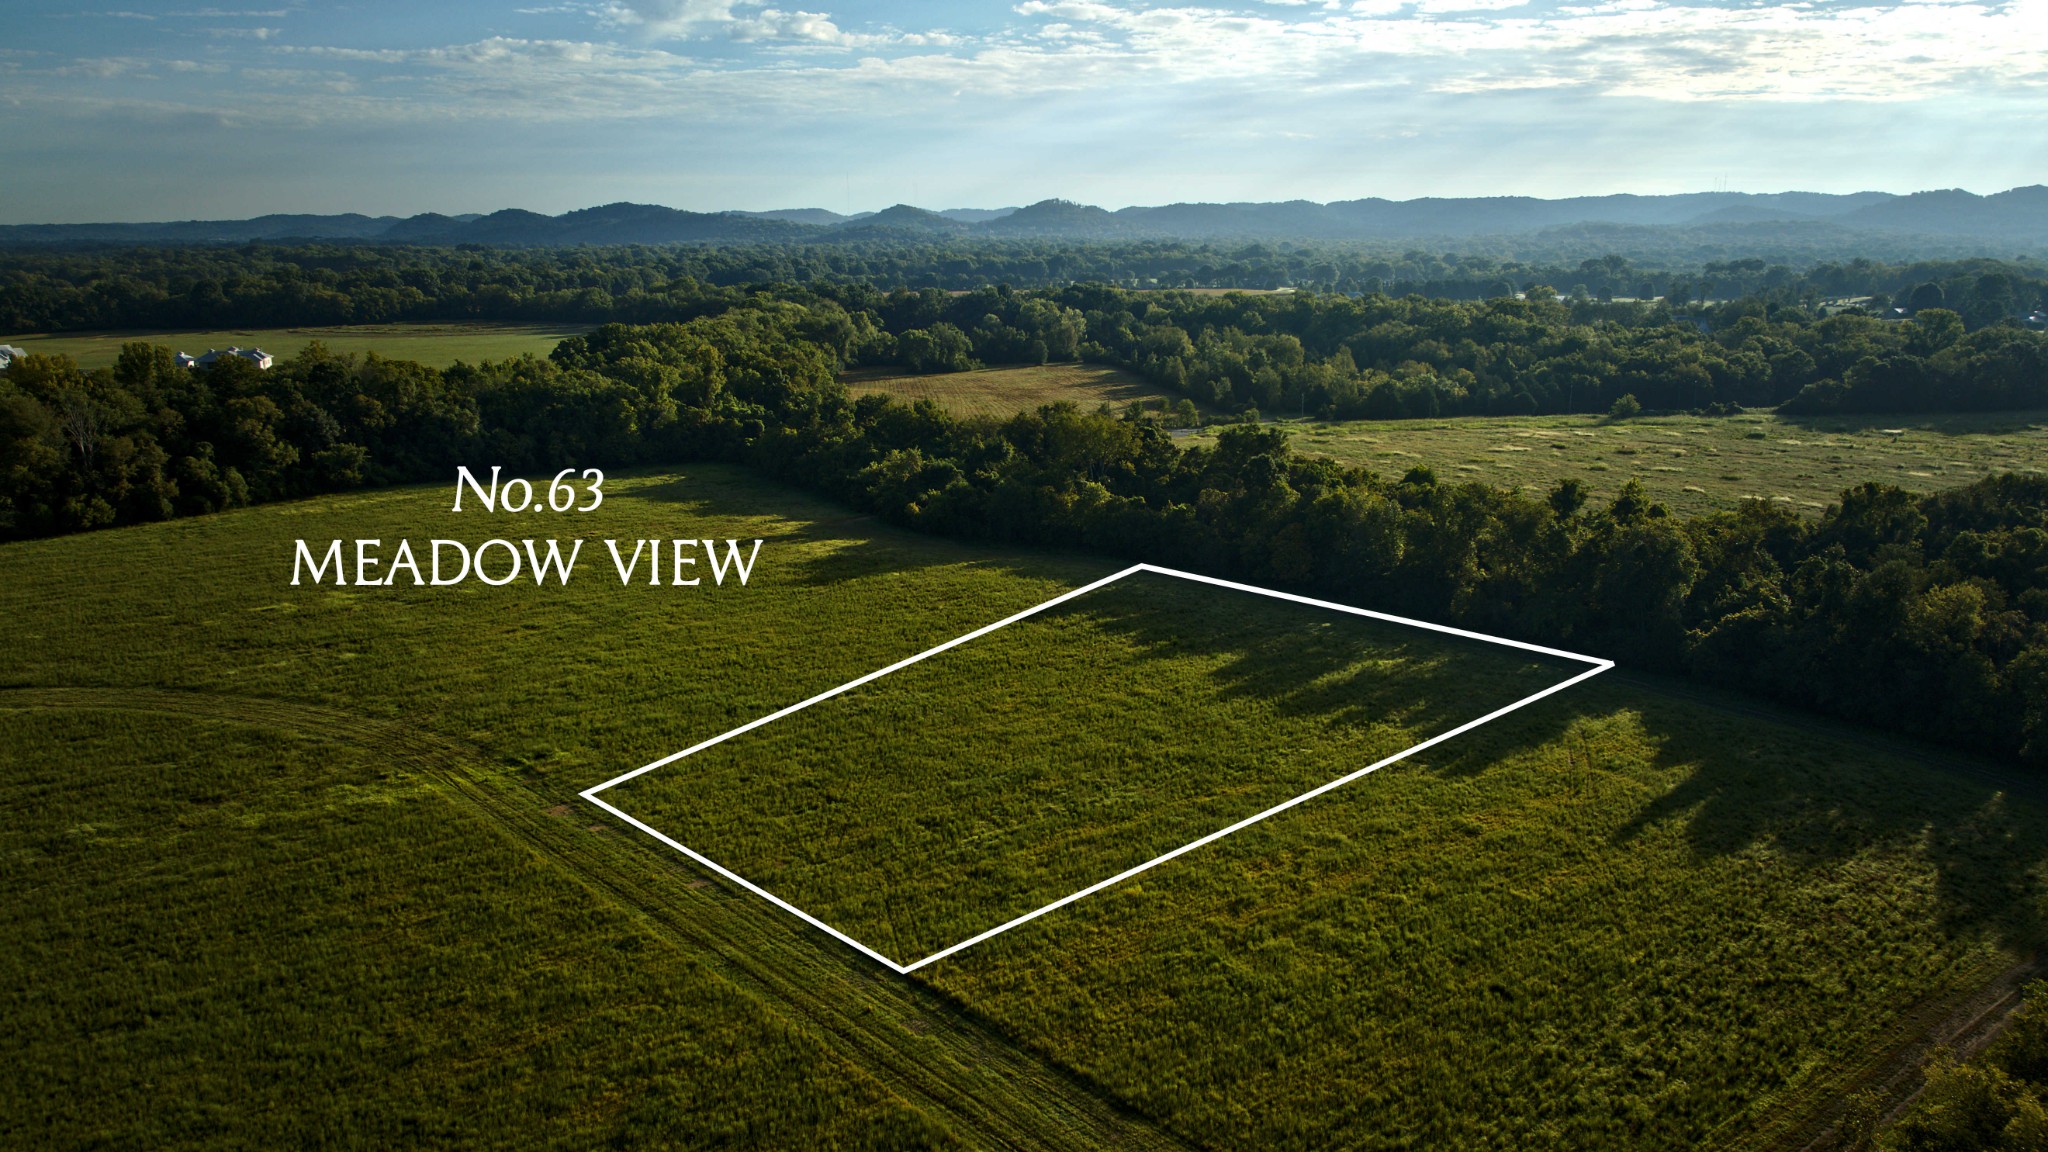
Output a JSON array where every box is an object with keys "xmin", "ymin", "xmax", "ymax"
[
  {"xmin": 601, "ymin": 0, "xmax": 739, "ymax": 36},
  {"xmin": 728, "ymin": 9, "xmax": 852, "ymax": 43},
  {"xmin": 1409, "ymin": 0, "xmax": 1529, "ymax": 13},
  {"xmin": 598, "ymin": 0, "xmax": 946, "ymax": 46},
  {"xmin": 1007, "ymin": 0, "xmax": 2048, "ymax": 99},
  {"xmin": 14, "ymin": 0, "xmax": 2048, "ymax": 147},
  {"xmin": 56, "ymin": 57, "xmax": 149, "ymax": 78}
]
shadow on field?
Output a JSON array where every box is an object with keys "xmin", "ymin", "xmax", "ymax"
[
  {"xmin": 609, "ymin": 474, "xmax": 721, "ymax": 511},
  {"xmin": 1773, "ymin": 409, "xmax": 2048, "ymax": 438},
  {"xmin": 1005, "ymin": 569, "xmax": 1591, "ymax": 769},
  {"xmin": 615, "ymin": 472, "xmax": 1106, "ymax": 590},
  {"xmin": 771, "ymin": 518, "xmax": 1106, "ymax": 590},
  {"xmin": 615, "ymin": 477, "xmax": 2046, "ymax": 946},
  {"xmin": 1608, "ymin": 676, "xmax": 2048, "ymax": 947}
]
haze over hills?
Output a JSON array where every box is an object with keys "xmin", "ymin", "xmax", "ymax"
[{"xmin": 4, "ymin": 188, "xmax": 2045, "ymax": 248}]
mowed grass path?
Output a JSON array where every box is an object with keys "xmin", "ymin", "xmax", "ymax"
[
  {"xmin": 1, "ymin": 467, "xmax": 2043, "ymax": 1148},
  {"xmin": 0, "ymin": 469, "xmax": 1121, "ymax": 1150},
  {"xmin": 8, "ymin": 322, "xmax": 586, "ymax": 369},
  {"xmin": 0, "ymin": 708, "xmax": 951, "ymax": 1151},
  {"xmin": 608, "ymin": 572, "xmax": 1579, "ymax": 962},
  {"xmin": 926, "ymin": 676, "xmax": 2048, "ymax": 1149},
  {"xmin": 1192, "ymin": 409, "xmax": 2048, "ymax": 518},
  {"xmin": 842, "ymin": 363, "xmax": 1184, "ymax": 420}
]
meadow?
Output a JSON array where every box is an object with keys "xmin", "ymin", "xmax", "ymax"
[
  {"xmin": 841, "ymin": 363, "xmax": 1185, "ymax": 420},
  {"xmin": 7, "ymin": 322, "xmax": 586, "ymax": 369},
  {"xmin": 0, "ymin": 708, "xmax": 951, "ymax": 1150},
  {"xmin": 925, "ymin": 673, "xmax": 2048, "ymax": 1149},
  {"xmin": 0, "ymin": 470, "xmax": 1178, "ymax": 1151},
  {"xmin": 2, "ymin": 466, "xmax": 2042, "ymax": 1148},
  {"xmin": 605, "ymin": 571, "xmax": 1580, "ymax": 963},
  {"xmin": 1197, "ymin": 409, "xmax": 2048, "ymax": 518}
]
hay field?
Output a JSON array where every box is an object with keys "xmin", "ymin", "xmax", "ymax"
[
  {"xmin": 1195, "ymin": 409, "xmax": 2048, "ymax": 518},
  {"xmin": 843, "ymin": 363, "xmax": 1188, "ymax": 420},
  {"xmin": 9, "ymin": 322, "xmax": 586, "ymax": 369}
]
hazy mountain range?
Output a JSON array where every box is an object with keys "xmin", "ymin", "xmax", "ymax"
[{"xmin": 5, "ymin": 188, "xmax": 2046, "ymax": 248}]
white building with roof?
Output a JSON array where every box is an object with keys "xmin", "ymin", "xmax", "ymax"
[{"xmin": 176, "ymin": 346, "xmax": 274, "ymax": 371}]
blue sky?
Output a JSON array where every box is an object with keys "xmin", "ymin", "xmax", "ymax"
[{"xmin": 3, "ymin": 0, "xmax": 2044, "ymax": 222}]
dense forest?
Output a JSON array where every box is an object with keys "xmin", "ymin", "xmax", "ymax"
[
  {"xmin": 6, "ymin": 246, "xmax": 2047, "ymax": 420},
  {"xmin": 868, "ymin": 283, "xmax": 2048, "ymax": 417},
  {"xmin": 3, "ymin": 241, "xmax": 2045, "ymax": 330},
  {"xmin": 4, "ymin": 298, "xmax": 2044, "ymax": 768},
  {"xmin": 1861, "ymin": 982, "xmax": 2048, "ymax": 1150}
]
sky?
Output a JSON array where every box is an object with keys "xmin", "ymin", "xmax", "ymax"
[{"xmin": 3, "ymin": 0, "xmax": 2045, "ymax": 222}]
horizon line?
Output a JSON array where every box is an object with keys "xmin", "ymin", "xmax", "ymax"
[{"xmin": 7, "ymin": 183, "xmax": 2045, "ymax": 230}]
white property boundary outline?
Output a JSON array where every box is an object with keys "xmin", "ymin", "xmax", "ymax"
[{"xmin": 581, "ymin": 563, "xmax": 1614, "ymax": 975}]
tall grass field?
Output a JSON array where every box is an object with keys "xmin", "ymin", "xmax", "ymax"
[
  {"xmin": 8, "ymin": 323, "xmax": 588, "ymax": 369},
  {"xmin": 842, "ymin": 363, "xmax": 1187, "ymax": 420},
  {"xmin": 1209, "ymin": 409, "xmax": 2048, "ymax": 518},
  {"xmin": 2, "ymin": 466, "xmax": 2041, "ymax": 1148}
]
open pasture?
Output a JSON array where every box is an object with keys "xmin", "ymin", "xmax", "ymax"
[
  {"xmin": 603, "ymin": 569, "xmax": 1585, "ymax": 965},
  {"xmin": 6, "ymin": 322, "xmax": 586, "ymax": 370},
  {"xmin": 1202, "ymin": 409, "xmax": 2048, "ymax": 518},
  {"xmin": 841, "ymin": 362, "xmax": 1185, "ymax": 420},
  {"xmin": 0, "ymin": 705, "xmax": 951, "ymax": 1150},
  {"xmin": 1, "ymin": 466, "xmax": 2041, "ymax": 1149},
  {"xmin": 923, "ymin": 669, "xmax": 2048, "ymax": 1149}
]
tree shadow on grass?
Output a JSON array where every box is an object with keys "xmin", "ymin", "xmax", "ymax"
[
  {"xmin": 618, "ymin": 476, "xmax": 2045, "ymax": 948},
  {"xmin": 1772, "ymin": 409, "xmax": 2048, "ymax": 438},
  {"xmin": 991, "ymin": 563, "xmax": 2048, "ymax": 954},
  {"xmin": 1020, "ymin": 569, "xmax": 1596, "ymax": 756},
  {"xmin": 612, "ymin": 472, "xmax": 1107, "ymax": 590},
  {"xmin": 1606, "ymin": 674, "xmax": 2048, "ymax": 949}
]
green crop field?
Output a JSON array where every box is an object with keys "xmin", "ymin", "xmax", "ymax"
[
  {"xmin": 6, "ymin": 323, "xmax": 587, "ymax": 370},
  {"xmin": 605, "ymin": 571, "xmax": 1580, "ymax": 963},
  {"xmin": 842, "ymin": 363, "xmax": 1187, "ymax": 420},
  {"xmin": 0, "ymin": 708, "xmax": 952, "ymax": 1150},
  {"xmin": 1191, "ymin": 409, "xmax": 2048, "ymax": 518},
  {"xmin": 3, "ymin": 466, "xmax": 2042, "ymax": 1149}
]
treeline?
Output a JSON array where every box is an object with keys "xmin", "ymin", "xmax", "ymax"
[
  {"xmin": 1856, "ymin": 982, "xmax": 2048, "ymax": 1150},
  {"xmin": 4, "ymin": 307, "xmax": 2044, "ymax": 766},
  {"xmin": 1075, "ymin": 289, "xmax": 2048, "ymax": 417},
  {"xmin": 829, "ymin": 284, "xmax": 2048, "ymax": 417},
  {"xmin": 7, "ymin": 246, "xmax": 2047, "ymax": 420},
  {"xmin": 0, "ymin": 305, "xmax": 841, "ymax": 532},
  {"xmin": 3, "ymin": 242, "xmax": 2045, "ymax": 334}
]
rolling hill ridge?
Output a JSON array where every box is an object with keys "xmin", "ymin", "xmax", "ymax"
[{"xmin": 5, "ymin": 187, "xmax": 2045, "ymax": 247}]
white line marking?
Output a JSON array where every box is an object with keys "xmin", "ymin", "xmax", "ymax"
[
  {"xmin": 1131, "ymin": 563, "xmax": 1606, "ymax": 666},
  {"xmin": 583, "ymin": 565, "xmax": 1612, "ymax": 973},
  {"xmin": 581, "ymin": 564, "xmax": 1148, "ymax": 797},
  {"xmin": 899, "ymin": 659, "xmax": 1610, "ymax": 972},
  {"xmin": 582, "ymin": 792, "xmax": 912, "ymax": 973}
]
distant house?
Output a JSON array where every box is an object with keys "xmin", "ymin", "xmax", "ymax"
[
  {"xmin": 176, "ymin": 346, "xmax": 274, "ymax": 371},
  {"xmin": 0, "ymin": 344, "xmax": 25, "ymax": 370}
]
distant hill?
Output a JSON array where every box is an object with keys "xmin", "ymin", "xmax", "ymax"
[
  {"xmin": 984, "ymin": 199, "xmax": 1128, "ymax": 237},
  {"xmin": 834, "ymin": 204, "xmax": 967, "ymax": 235},
  {"xmin": 378, "ymin": 212, "xmax": 485, "ymax": 242},
  {"xmin": 937, "ymin": 207, "xmax": 1017, "ymax": 224},
  {"xmin": 1844, "ymin": 186, "xmax": 2048, "ymax": 236},
  {"xmin": 0, "ymin": 212, "xmax": 407, "ymax": 245},
  {"xmin": 735, "ymin": 208, "xmax": 856, "ymax": 226},
  {"xmin": 1119, "ymin": 200, "xmax": 1347, "ymax": 239},
  {"xmin": 431, "ymin": 203, "xmax": 816, "ymax": 245},
  {"xmin": 4, "ymin": 188, "xmax": 2044, "ymax": 248}
]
